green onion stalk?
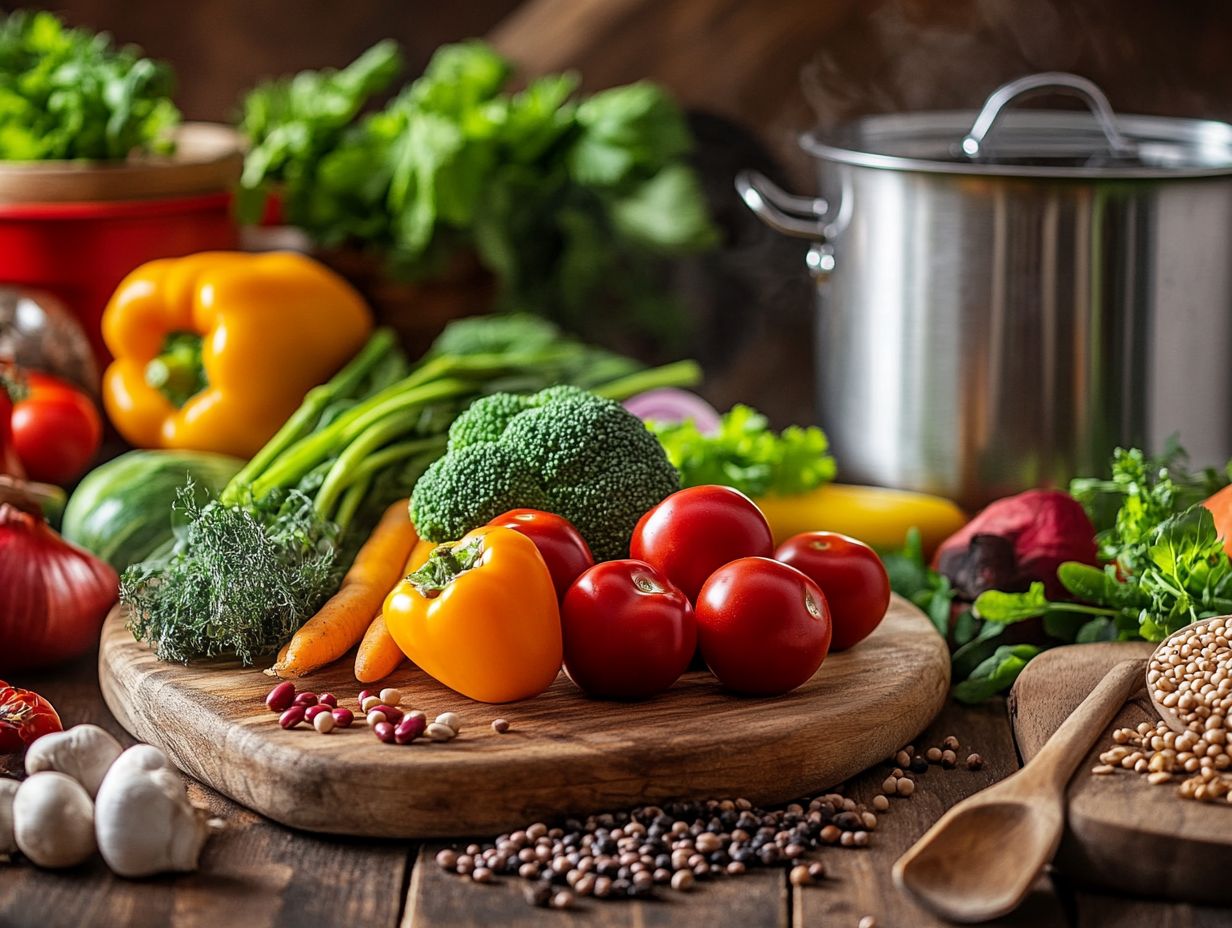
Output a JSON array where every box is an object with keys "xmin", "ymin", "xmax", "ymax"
[{"xmin": 122, "ymin": 318, "xmax": 701, "ymax": 664}]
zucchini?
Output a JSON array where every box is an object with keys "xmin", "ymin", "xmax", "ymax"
[{"xmin": 62, "ymin": 450, "xmax": 243, "ymax": 572}]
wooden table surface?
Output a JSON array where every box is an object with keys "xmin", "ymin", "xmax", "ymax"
[{"xmin": 2, "ymin": 652, "xmax": 1230, "ymax": 928}]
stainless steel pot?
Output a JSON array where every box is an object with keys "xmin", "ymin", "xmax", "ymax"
[{"xmin": 739, "ymin": 72, "xmax": 1232, "ymax": 509}]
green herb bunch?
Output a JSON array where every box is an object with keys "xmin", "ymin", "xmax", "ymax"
[
  {"xmin": 238, "ymin": 40, "xmax": 718, "ymax": 342},
  {"xmin": 0, "ymin": 11, "xmax": 179, "ymax": 161},
  {"xmin": 648, "ymin": 405, "xmax": 837, "ymax": 498},
  {"xmin": 887, "ymin": 445, "xmax": 1232, "ymax": 703}
]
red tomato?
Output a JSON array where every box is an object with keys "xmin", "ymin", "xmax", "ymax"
[
  {"xmin": 0, "ymin": 683, "xmax": 62, "ymax": 754},
  {"xmin": 630, "ymin": 486, "xmax": 774, "ymax": 601},
  {"xmin": 0, "ymin": 377, "xmax": 22, "ymax": 478},
  {"xmin": 695, "ymin": 557, "xmax": 831, "ymax": 696},
  {"xmin": 488, "ymin": 509, "xmax": 594, "ymax": 599},
  {"xmin": 562, "ymin": 560, "xmax": 696, "ymax": 700},
  {"xmin": 775, "ymin": 532, "xmax": 891, "ymax": 651},
  {"xmin": 10, "ymin": 372, "xmax": 102, "ymax": 485}
]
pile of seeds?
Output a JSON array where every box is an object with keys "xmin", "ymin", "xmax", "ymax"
[
  {"xmin": 1091, "ymin": 617, "xmax": 1232, "ymax": 802},
  {"xmin": 436, "ymin": 733, "xmax": 981, "ymax": 908}
]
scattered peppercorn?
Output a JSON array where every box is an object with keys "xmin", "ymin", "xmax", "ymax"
[
  {"xmin": 966, "ymin": 753, "xmax": 983, "ymax": 771},
  {"xmin": 789, "ymin": 864, "xmax": 812, "ymax": 886},
  {"xmin": 492, "ymin": 718, "xmax": 511, "ymax": 734},
  {"xmin": 942, "ymin": 735, "xmax": 960, "ymax": 751}
]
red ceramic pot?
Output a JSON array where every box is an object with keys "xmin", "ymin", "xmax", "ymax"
[{"xmin": 0, "ymin": 123, "xmax": 243, "ymax": 367}]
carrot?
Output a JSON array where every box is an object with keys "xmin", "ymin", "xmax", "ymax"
[
  {"xmin": 269, "ymin": 500, "xmax": 417, "ymax": 678},
  {"xmin": 354, "ymin": 613, "xmax": 404, "ymax": 683},
  {"xmin": 353, "ymin": 539, "xmax": 437, "ymax": 682}
]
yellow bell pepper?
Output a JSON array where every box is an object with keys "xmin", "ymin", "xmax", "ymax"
[
  {"xmin": 101, "ymin": 251, "xmax": 372, "ymax": 458},
  {"xmin": 754, "ymin": 483, "xmax": 967, "ymax": 556},
  {"xmin": 384, "ymin": 526, "xmax": 563, "ymax": 703}
]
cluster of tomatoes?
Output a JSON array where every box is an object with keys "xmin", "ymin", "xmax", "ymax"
[{"xmin": 494, "ymin": 485, "xmax": 891, "ymax": 700}]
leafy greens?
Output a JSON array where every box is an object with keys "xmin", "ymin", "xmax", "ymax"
[
  {"xmin": 0, "ymin": 11, "xmax": 179, "ymax": 161},
  {"xmin": 648, "ymin": 404, "xmax": 837, "ymax": 498},
  {"xmin": 239, "ymin": 40, "xmax": 718, "ymax": 341},
  {"xmin": 887, "ymin": 445, "xmax": 1232, "ymax": 703}
]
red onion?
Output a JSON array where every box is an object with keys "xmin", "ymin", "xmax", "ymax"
[
  {"xmin": 0, "ymin": 494, "xmax": 118, "ymax": 673},
  {"xmin": 622, "ymin": 388, "xmax": 721, "ymax": 435}
]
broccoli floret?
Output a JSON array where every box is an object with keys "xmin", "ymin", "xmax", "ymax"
[
  {"xmin": 447, "ymin": 392, "xmax": 531, "ymax": 451},
  {"xmin": 411, "ymin": 386, "xmax": 681, "ymax": 559},
  {"xmin": 411, "ymin": 443, "xmax": 554, "ymax": 542}
]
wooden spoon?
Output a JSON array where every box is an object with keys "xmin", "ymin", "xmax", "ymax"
[{"xmin": 892, "ymin": 658, "xmax": 1145, "ymax": 924}]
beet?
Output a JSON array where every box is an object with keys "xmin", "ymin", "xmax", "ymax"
[{"xmin": 933, "ymin": 489, "xmax": 1098, "ymax": 599}]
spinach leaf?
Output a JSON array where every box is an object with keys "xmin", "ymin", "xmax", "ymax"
[{"xmin": 952, "ymin": 645, "xmax": 1042, "ymax": 704}]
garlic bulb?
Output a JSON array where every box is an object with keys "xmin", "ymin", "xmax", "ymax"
[
  {"xmin": 25, "ymin": 724, "xmax": 122, "ymax": 797},
  {"xmin": 94, "ymin": 744, "xmax": 214, "ymax": 878},
  {"xmin": 0, "ymin": 778, "xmax": 18, "ymax": 860},
  {"xmin": 13, "ymin": 771, "xmax": 96, "ymax": 867}
]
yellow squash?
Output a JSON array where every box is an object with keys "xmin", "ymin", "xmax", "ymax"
[{"xmin": 754, "ymin": 483, "xmax": 967, "ymax": 556}]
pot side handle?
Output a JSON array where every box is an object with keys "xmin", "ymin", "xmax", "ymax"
[{"xmin": 735, "ymin": 170, "xmax": 839, "ymax": 279}]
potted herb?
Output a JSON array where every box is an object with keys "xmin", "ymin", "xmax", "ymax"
[
  {"xmin": 238, "ymin": 40, "xmax": 718, "ymax": 354},
  {"xmin": 0, "ymin": 12, "xmax": 243, "ymax": 368}
]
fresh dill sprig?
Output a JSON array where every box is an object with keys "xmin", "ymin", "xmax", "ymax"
[{"xmin": 121, "ymin": 486, "xmax": 340, "ymax": 664}]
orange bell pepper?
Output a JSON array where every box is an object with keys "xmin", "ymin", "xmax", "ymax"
[
  {"xmin": 101, "ymin": 251, "xmax": 372, "ymax": 458},
  {"xmin": 383, "ymin": 526, "xmax": 562, "ymax": 703}
]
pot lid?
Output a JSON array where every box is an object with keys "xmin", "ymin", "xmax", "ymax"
[{"xmin": 802, "ymin": 72, "xmax": 1232, "ymax": 179}]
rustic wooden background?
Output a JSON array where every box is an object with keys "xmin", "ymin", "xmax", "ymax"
[{"xmin": 13, "ymin": 0, "xmax": 1232, "ymax": 429}]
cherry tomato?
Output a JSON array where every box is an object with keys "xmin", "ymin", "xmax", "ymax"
[
  {"xmin": 488, "ymin": 509, "xmax": 595, "ymax": 599},
  {"xmin": 10, "ymin": 372, "xmax": 102, "ymax": 485},
  {"xmin": 0, "ymin": 683, "xmax": 62, "ymax": 754},
  {"xmin": 775, "ymin": 532, "xmax": 891, "ymax": 651},
  {"xmin": 695, "ymin": 557, "xmax": 831, "ymax": 696},
  {"xmin": 630, "ymin": 486, "xmax": 774, "ymax": 601},
  {"xmin": 562, "ymin": 560, "xmax": 696, "ymax": 700}
]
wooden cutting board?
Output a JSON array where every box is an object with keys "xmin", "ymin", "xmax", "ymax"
[
  {"xmin": 99, "ymin": 595, "xmax": 948, "ymax": 838},
  {"xmin": 1011, "ymin": 642, "xmax": 1232, "ymax": 904}
]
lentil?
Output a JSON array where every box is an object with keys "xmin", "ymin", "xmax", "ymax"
[{"xmin": 1093, "ymin": 617, "xmax": 1232, "ymax": 802}]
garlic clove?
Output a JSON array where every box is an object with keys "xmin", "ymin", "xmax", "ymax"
[
  {"xmin": 14, "ymin": 771, "xmax": 96, "ymax": 868},
  {"xmin": 0, "ymin": 778, "xmax": 18, "ymax": 860},
  {"xmin": 94, "ymin": 744, "xmax": 213, "ymax": 878},
  {"xmin": 25, "ymin": 724, "xmax": 123, "ymax": 797}
]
